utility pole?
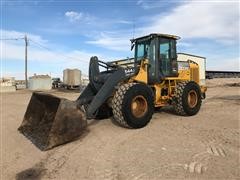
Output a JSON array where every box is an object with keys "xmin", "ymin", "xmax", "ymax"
[{"xmin": 24, "ymin": 35, "xmax": 28, "ymax": 88}]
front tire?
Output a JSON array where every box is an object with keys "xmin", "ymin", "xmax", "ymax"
[
  {"xmin": 173, "ymin": 81, "xmax": 202, "ymax": 116},
  {"xmin": 112, "ymin": 83, "xmax": 154, "ymax": 128}
]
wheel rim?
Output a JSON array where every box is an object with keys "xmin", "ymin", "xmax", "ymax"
[
  {"xmin": 131, "ymin": 95, "xmax": 148, "ymax": 118},
  {"xmin": 187, "ymin": 90, "xmax": 198, "ymax": 108}
]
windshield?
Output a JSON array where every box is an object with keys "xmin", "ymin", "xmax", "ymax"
[
  {"xmin": 135, "ymin": 39, "xmax": 156, "ymax": 82},
  {"xmin": 135, "ymin": 40, "xmax": 151, "ymax": 61}
]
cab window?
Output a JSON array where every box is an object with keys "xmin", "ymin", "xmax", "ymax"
[
  {"xmin": 135, "ymin": 41, "xmax": 150, "ymax": 61},
  {"xmin": 159, "ymin": 38, "xmax": 176, "ymax": 76}
]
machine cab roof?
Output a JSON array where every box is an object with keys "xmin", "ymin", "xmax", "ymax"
[{"xmin": 131, "ymin": 33, "xmax": 180, "ymax": 43}]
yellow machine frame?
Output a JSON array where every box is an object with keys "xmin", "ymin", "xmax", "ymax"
[{"xmin": 130, "ymin": 59, "xmax": 207, "ymax": 107}]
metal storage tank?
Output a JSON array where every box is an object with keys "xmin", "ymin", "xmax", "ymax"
[
  {"xmin": 28, "ymin": 74, "xmax": 52, "ymax": 90},
  {"xmin": 177, "ymin": 53, "xmax": 206, "ymax": 86},
  {"xmin": 63, "ymin": 69, "xmax": 81, "ymax": 87}
]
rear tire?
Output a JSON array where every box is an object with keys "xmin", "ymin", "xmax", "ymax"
[
  {"xmin": 112, "ymin": 83, "xmax": 154, "ymax": 128},
  {"xmin": 173, "ymin": 81, "xmax": 202, "ymax": 116}
]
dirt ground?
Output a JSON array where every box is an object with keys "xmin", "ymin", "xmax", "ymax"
[{"xmin": 1, "ymin": 78, "xmax": 239, "ymax": 180}]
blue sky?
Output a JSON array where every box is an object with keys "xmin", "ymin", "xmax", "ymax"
[{"xmin": 1, "ymin": 0, "xmax": 239, "ymax": 79}]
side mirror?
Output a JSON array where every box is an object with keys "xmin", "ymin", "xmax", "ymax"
[{"xmin": 131, "ymin": 42, "xmax": 135, "ymax": 51}]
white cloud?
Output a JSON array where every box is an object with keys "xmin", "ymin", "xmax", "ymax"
[
  {"xmin": 0, "ymin": 30, "xmax": 101, "ymax": 79},
  {"xmin": 141, "ymin": 1, "xmax": 239, "ymax": 43},
  {"xmin": 1, "ymin": 30, "xmax": 125, "ymax": 79},
  {"xmin": 1, "ymin": 40, "xmax": 92, "ymax": 64},
  {"xmin": 116, "ymin": 20, "xmax": 133, "ymax": 24},
  {"xmin": 1, "ymin": 40, "xmax": 93, "ymax": 78},
  {"xmin": 137, "ymin": 0, "xmax": 171, "ymax": 10},
  {"xmin": 65, "ymin": 11, "xmax": 83, "ymax": 22},
  {"xmin": 65, "ymin": 11, "xmax": 95, "ymax": 24},
  {"xmin": 85, "ymin": 1, "xmax": 239, "ymax": 52},
  {"xmin": 86, "ymin": 32, "xmax": 132, "ymax": 51},
  {"xmin": 1, "ymin": 29, "xmax": 48, "ymax": 44}
]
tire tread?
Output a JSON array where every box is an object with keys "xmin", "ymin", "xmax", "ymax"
[
  {"xmin": 173, "ymin": 81, "xmax": 189, "ymax": 115},
  {"xmin": 112, "ymin": 83, "xmax": 136, "ymax": 128}
]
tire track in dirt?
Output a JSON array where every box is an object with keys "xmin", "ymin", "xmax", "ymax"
[
  {"xmin": 88, "ymin": 98, "xmax": 237, "ymax": 179},
  {"xmin": 110, "ymin": 126, "xmax": 196, "ymax": 179},
  {"xmin": 184, "ymin": 151, "xmax": 210, "ymax": 174},
  {"xmin": 206, "ymin": 145, "xmax": 226, "ymax": 157},
  {"xmin": 200, "ymin": 128, "xmax": 240, "ymax": 154},
  {"xmin": 186, "ymin": 152, "xmax": 210, "ymax": 174},
  {"xmin": 184, "ymin": 146, "xmax": 226, "ymax": 174},
  {"xmin": 187, "ymin": 162, "xmax": 206, "ymax": 174},
  {"xmin": 183, "ymin": 128, "xmax": 240, "ymax": 175}
]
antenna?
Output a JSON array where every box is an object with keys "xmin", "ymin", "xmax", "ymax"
[{"xmin": 132, "ymin": 18, "xmax": 135, "ymax": 39}]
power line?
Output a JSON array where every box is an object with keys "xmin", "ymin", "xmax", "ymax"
[
  {"xmin": 29, "ymin": 39, "xmax": 89, "ymax": 64},
  {"xmin": 0, "ymin": 37, "xmax": 24, "ymax": 41},
  {"xmin": 1, "ymin": 36, "xmax": 90, "ymax": 64},
  {"xmin": 1, "ymin": 36, "xmax": 28, "ymax": 87}
]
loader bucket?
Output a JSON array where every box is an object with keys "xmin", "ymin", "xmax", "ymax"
[{"xmin": 18, "ymin": 92, "xmax": 87, "ymax": 151}]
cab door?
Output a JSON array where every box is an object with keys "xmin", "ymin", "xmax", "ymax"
[{"xmin": 159, "ymin": 38, "xmax": 178, "ymax": 78}]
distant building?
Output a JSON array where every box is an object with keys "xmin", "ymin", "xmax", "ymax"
[
  {"xmin": 0, "ymin": 77, "xmax": 16, "ymax": 86},
  {"xmin": 0, "ymin": 77, "xmax": 16, "ymax": 92}
]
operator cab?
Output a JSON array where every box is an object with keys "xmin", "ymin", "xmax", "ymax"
[{"xmin": 131, "ymin": 33, "xmax": 180, "ymax": 84}]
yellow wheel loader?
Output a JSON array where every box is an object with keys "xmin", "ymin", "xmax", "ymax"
[{"xmin": 18, "ymin": 33, "xmax": 207, "ymax": 150}]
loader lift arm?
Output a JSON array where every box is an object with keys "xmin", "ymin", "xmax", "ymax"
[{"xmin": 77, "ymin": 56, "xmax": 126, "ymax": 119}]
